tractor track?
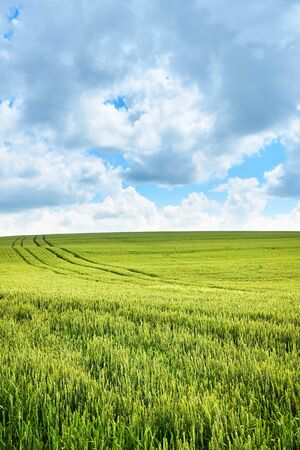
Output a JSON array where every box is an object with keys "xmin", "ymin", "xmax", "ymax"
[
  {"xmin": 12, "ymin": 237, "xmax": 44, "ymax": 269},
  {"xmin": 11, "ymin": 236, "xmax": 276, "ymax": 293},
  {"xmin": 38, "ymin": 236, "xmax": 185, "ymax": 287},
  {"xmin": 60, "ymin": 247, "xmax": 158, "ymax": 278},
  {"xmin": 12, "ymin": 235, "xmax": 172, "ymax": 287},
  {"xmin": 11, "ymin": 236, "xmax": 104, "ymax": 283},
  {"xmin": 35, "ymin": 236, "xmax": 138, "ymax": 283},
  {"xmin": 40, "ymin": 236, "xmax": 158, "ymax": 280},
  {"xmin": 41, "ymin": 235, "xmax": 158, "ymax": 280},
  {"xmin": 45, "ymin": 246, "xmax": 128, "ymax": 277}
]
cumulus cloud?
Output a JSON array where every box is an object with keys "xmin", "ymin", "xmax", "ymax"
[
  {"xmin": 1, "ymin": 179, "xmax": 300, "ymax": 236},
  {"xmin": 215, "ymin": 178, "xmax": 267, "ymax": 227},
  {"xmin": 0, "ymin": 144, "xmax": 122, "ymax": 212},
  {"xmin": 0, "ymin": 100, "xmax": 122, "ymax": 212},
  {"xmin": 0, "ymin": 0, "xmax": 300, "ymax": 231},
  {"xmin": 1, "ymin": 1, "xmax": 300, "ymax": 184},
  {"xmin": 265, "ymin": 118, "xmax": 300, "ymax": 198}
]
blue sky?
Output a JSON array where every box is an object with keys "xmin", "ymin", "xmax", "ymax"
[
  {"xmin": 0, "ymin": 1, "xmax": 300, "ymax": 234},
  {"xmin": 92, "ymin": 135, "xmax": 292, "ymax": 211}
]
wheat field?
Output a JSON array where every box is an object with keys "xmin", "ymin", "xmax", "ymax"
[{"xmin": 0, "ymin": 232, "xmax": 299, "ymax": 449}]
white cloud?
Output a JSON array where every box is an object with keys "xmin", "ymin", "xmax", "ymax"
[
  {"xmin": 0, "ymin": 100, "xmax": 122, "ymax": 211},
  {"xmin": 0, "ymin": 0, "xmax": 300, "ymax": 231},
  {"xmin": 1, "ymin": 0, "xmax": 300, "ymax": 188},
  {"xmin": 264, "ymin": 118, "xmax": 300, "ymax": 198},
  {"xmin": 1, "ymin": 178, "xmax": 299, "ymax": 236},
  {"xmin": 161, "ymin": 193, "xmax": 220, "ymax": 230},
  {"xmin": 215, "ymin": 177, "xmax": 267, "ymax": 228}
]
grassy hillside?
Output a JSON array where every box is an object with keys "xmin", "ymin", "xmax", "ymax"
[{"xmin": 0, "ymin": 232, "xmax": 299, "ymax": 449}]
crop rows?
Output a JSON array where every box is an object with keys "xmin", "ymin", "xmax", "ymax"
[
  {"xmin": 11, "ymin": 235, "xmax": 161, "ymax": 285},
  {"xmin": 0, "ymin": 231, "xmax": 299, "ymax": 449}
]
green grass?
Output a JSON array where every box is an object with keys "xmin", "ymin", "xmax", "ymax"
[{"xmin": 0, "ymin": 231, "xmax": 299, "ymax": 449}]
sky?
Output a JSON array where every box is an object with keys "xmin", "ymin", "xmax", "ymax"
[{"xmin": 1, "ymin": 0, "xmax": 300, "ymax": 235}]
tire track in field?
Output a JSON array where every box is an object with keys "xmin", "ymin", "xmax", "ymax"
[
  {"xmin": 41, "ymin": 235, "xmax": 159, "ymax": 280},
  {"xmin": 13, "ymin": 236, "xmax": 65, "ymax": 272},
  {"xmin": 61, "ymin": 247, "xmax": 159, "ymax": 279},
  {"xmin": 40, "ymin": 236, "xmax": 193, "ymax": 287},
  {"xmin": 43, "ymin": 242, "xmax": 129, "ymax": 278},
  {"xmin": 11, "ymin": 236, "xmax": 43, "ymax": 269},
  {"xmin": 41, "ymin": 235, "xmax": 135, "ymax": 278},
  {"xmin": 32, "ymin": 236, "xmax": 132, "ymax": 282},
  {"xmin": 33, "ymin": 235, "xmax": 41, "ymax": 247},
  {"xmin": 15, "ymin": 236, "xmax": 195, "ymax": 288},
  {"xmin": 42, "ymin": 234, "xmax": 129, "ymax": 276},
  {"xmin": 27, "ymin": 237, "xmax": 108, "ymax": 282},
  {"xmin": 12, "ymin": 236, "xmax": 104, "ymax": 282},
  {"xmin": 12, "ymin": 235, "xmax": 149, "ymax": 285},
  {"xmin": 40, "ymin": 235, "xmax": 205, "ymax": 288},
  {"xmin": 11, "ymin": 237, "xmax": 18, "ymax": 248}
]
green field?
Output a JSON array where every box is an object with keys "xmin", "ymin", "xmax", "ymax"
[{"xmin": 0, "ymin": 232, "xmax": 299, "ymax": 449}]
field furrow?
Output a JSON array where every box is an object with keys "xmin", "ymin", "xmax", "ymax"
[
  {"xmin": 60, "ymin": 245, "xmax": 159, "ymax": 279},
  {"xmin": 12, "ymin": 237, "xmax": 100, "ymax": 282},
  {"xmin": 40, "ymin": 235, "xmax": 161, "ymax": 282}
]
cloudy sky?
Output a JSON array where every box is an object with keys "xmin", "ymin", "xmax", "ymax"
[{"xmin": 1, "ymin": 0, "xmax": 300, "ymax": 235}]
